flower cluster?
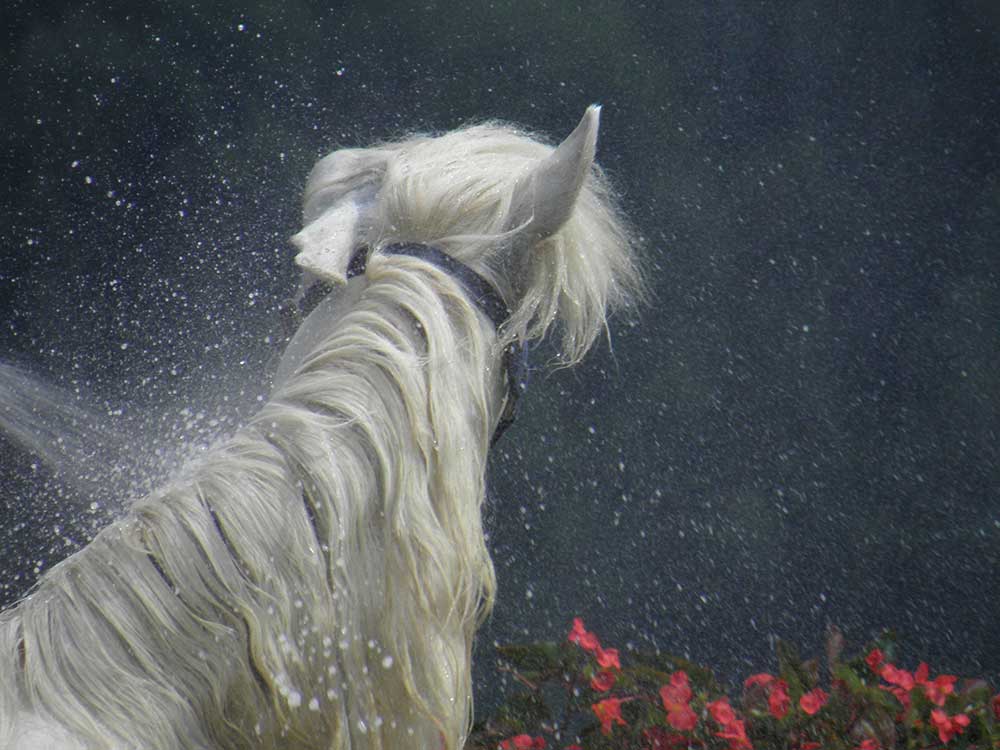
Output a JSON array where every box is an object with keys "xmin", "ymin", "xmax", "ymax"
[
  {"xmin": 866, "ymin": 647, "xmax": 971, "ymax": 744},
  {"xmin": 477, "ymin": 620, "xmax": 1000, "ymax": 750},
  {"xmin": 570, "ymin": 618, "xmax": 623, "ymax": 689},
  {"xmin": 707, "ymin": 697, "xmax": 751, "ymax": 750},
  {"xmin": 568, "ymin": 618, "xmax": 630, "ymax": 737},
  {"xmin": 660, "ymin": 670, "xmax": 696, "ymax": 731},
  {"xmin": 742, "ymin": 672, "xmax": 829, "ymax": 719}
]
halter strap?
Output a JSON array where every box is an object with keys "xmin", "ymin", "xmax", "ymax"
[{"xmin": 345, "ymin": 243, "xmax": 526, "ymax": 446}]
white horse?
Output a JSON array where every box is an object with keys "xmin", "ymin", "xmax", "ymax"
[{"xmin": 0, "ymin": 106, "xmax": 643, "ymax": 749}]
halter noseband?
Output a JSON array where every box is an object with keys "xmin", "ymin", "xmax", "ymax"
[{"xmin": 287, "ymin": 243, "xmax": 526, "ymax": 446}]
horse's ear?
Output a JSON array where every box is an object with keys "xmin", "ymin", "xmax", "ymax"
[
  {"xmin": 509, "ymin": 104, "xmax": 600, "ymax": 245},
  {"xmin": 291, "ymin": 148, "xmax": 389, "ymax": 286}
]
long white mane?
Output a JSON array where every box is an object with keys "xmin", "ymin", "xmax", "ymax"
[{"xmin": 0, "ymin": 106, "xmax": 643, "ymax": 749}]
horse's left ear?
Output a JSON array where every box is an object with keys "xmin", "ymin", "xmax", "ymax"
[
  {"xmin": 509, "ymin": 104, "xmax": 600, "ymax": 245},
  {"xmin": 290, "ymin": 148, "xmax": 390, "ymax": 286}
]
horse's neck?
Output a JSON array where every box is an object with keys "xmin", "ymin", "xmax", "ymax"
[
  {"xmin": 4, "ymin": 257, "xmax": 504, "ymax": 750},
  {"xmin": 259, "ymin": 256, "xmax": 503, "ymax": 744},
  {"xmin": 272, "ymin": 276, "xmax": 370, "ymax": 392},
  {"xmin": 274, "ymin": 256, "xmax": 507, "ymax": 453}
]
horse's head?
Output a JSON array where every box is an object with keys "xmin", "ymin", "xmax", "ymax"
[{"xmin": 292, "ymin": 106, "xmax": 644, "ymax": 364}]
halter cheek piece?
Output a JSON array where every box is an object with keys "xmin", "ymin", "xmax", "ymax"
[{"xmin": 288, "ymin": 243, "xmax": 527, "ymax": 447}]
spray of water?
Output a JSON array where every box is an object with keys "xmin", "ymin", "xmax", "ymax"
[
  {"xmin": 0, "ymin": 358, "xmax": 262, "ymax": 603},
  {"xmin": 0, "ymin": 361, "xmax": 129, "ymax": 602},
  {"xmin": 0, "ymin": 361, "xmax": 129, "ymax": 497}
]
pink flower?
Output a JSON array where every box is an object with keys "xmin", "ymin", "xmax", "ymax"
[
  {"xmin": 666, "ymin": 703, "xmax": 698, "ymax": 732},
  {"xmin": 865, "ymin": 649, "xmax": 885, "ymax": 673},
  {"xmin": 917, "ymin": 669, "xmax": 957, "ymax": 707},
  {"xmin": 595, "ymin": 645, "xmax": 621, "ymax": 670},
  {"xmin": 768, "ymin": 680, "xmax": 790, "ymax": 719},
  {"xmin": 798, "ymin": 688, "xmax": 829, "ymax": 716},
  {"xmin": 660, "ymin": 672, "xmax": 697, "ymax": 731},
  {"xmin": 661, "ymin": 671, "xmax": 693, "ymax": 704},
  {"xmin": 742, "ymin": 672, "xmax": 789, "ymax": 719},
  {"xmin": 716, "ymin": 718, "xmax": 753, "ymax": 750},
  {"xmin": 879, "ymin": 663, "xmax": 914, "ymax": 691},
  {"xmin": 592, "ymin": 697, "xmax": 629, "ymax": 736},
  {"xmin": 744, "ymin": 673, "xmax": 776, "ymax": 690},
  {"xmin": 590, "ymin": 670, "xmax": 616, "ymax": 692},
  {"xmin": 929, "ymin": 709, "xmax": 970, "ymax": 744},
  {"xmin": 708, "ymin": 698, "xmax": 737, "ymax": 726},
  {"xmin": 926, "ymin": 675, "xmax": 958, "ymax": 706},
  {"xmin": 568, "ymin": 618, "xmax": 600, "ymax": 653},
  {"xmin": 877, "ymin": 663, "xmax": 915, "ymax": 711},
  {"xmin": 707, "ymin": 697, "xmax": 751, "ymax": 750}
]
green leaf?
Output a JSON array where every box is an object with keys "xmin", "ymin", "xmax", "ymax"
[
  {"xmin": 495, "ymin": 690, "xmax": 551, "ymax": 729},
  {"xmin": 776, "ymin": 639, "xmax": 814, "ymax": 694},
  {"xmin": 496, "ymin": 641, "xmax": 572, "ymax": 681},
  {"xmin": 833, "ymin": 663, "xmax": 866, "ymax": 694},
  {"xmin": 869, "ymin": 629, "xmax": 899, "ymax": 663},
  {"xmin": 628, "ymin": 651, "xmax": 719, "ymax": 692}
]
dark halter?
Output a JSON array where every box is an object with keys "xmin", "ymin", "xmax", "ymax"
[{"xmin": 289, "ymin": 243, "xmax": 527, "ymax": 446}]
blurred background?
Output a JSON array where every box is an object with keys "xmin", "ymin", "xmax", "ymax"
[{"xmin": 2, "ymin": 0, "xmax": 997, "ymax": 708}]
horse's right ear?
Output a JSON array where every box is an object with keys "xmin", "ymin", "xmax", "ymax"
[{"xmin": 508, "ymin": 105, "xmax": 600, "ymax": 246}]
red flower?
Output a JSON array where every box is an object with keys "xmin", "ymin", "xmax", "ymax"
[
  {"xmin": 768, "ymin": 680, "xmax": 790, "ymax": 719},
  {"xmin": 708, "ymin": 698, "xmax": 737, "ymax": 726},
  {"xmin": 661, "ymin": 671, "xmax": 693, "ymax": 704},
  {"xmin": 865, "ymin": 649, "xmax": 885, "ymax": 673},
  {"xmin": 590, "ymin": 670, "xmax": 616, "ymax": 692},
  {"xmin": 879, "ymin": 663, "xmax": 914, "ymax": 691},
  {"xmin": 499, "ymin": 734, "xmax": 546, "ymax": 750},
  {"xmin": 716, "ymin": 718, "xmax": 753, "ymax": 750},
  {"xmin": 856, "ymin": 740, "xmax": 880, "ymax": 750},
  {"xmin": 568, "ymin": 618, "xmax": 600, "ymax": 653},
  {"xmin": 667, "ymin": 703, "xmax": 698, "ymax": 732},
  {"xmin": 922, "ymin": 673, "xmax": 958, "ymax": 706},
  {"xmin": 744, "ymin": 673, "xmax": 776, "ymax": 690},
  {"xmin": 992, "ymin": 693, "xmax": 1000, "ymax": 720},
  {"xmin": 592, "ymin": 697, "xmax": 629, "ymax": 736},
  {"xmin": 798, "ymin": 688, "xmax": 829, "ymax": 716},
  {"xmin": 929, "ymin": 709, "xmax": 970, "ymax": 744},
  {"xmin": 743, "ymin": 673, "xmax": 789, "ymax": 719},
  {"xmin": 660, "ymin": 672, "xmax": 697, "ymax": 731},
  {"xmin": 878, "ymin": 663, "xmax": 915, "ymax": 711},
  {"xmin": 595, "ymin": 645, "xmax": 621, "ymax": 670},
  {"xmin": 800, "ymin": 743, "xmax": 821, "ymax": 750},
  {"xmin": 708, "ymin": 697, "xmax": 751, "ymax": 750},
  {"xmin": 910, "ymin": 664, "xmax": 957, "ymax": 707}
]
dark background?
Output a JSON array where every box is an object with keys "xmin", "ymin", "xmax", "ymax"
[{"xmin": 2, "ymin": 0, "xmax": 998, "ymax": 710}]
